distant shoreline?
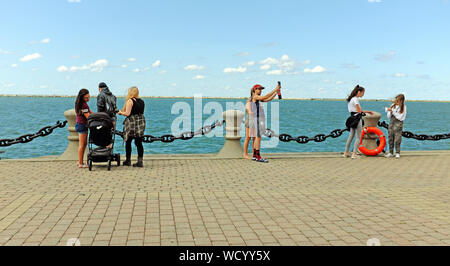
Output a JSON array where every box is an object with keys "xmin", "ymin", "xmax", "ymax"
[{"xmin": 0, "ymin": 94, "xmax": 449, "ymax": 103}]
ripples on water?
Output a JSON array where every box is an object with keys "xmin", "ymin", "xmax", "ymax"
[{"xmin": 0, "ymin": 97, "xmax": 449, "ymax": 159}]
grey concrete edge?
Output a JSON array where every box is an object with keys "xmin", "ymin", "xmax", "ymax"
[{"xmin": 1, "ymin": 150, "xmax": 450, "ymax": 163}]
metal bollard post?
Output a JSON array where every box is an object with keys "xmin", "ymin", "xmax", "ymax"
[
  {"xmin": 362, "ymin": 111, "xmax": 382, "ymax": 151},
  {"xmin": 217, "ymin": 110, "xmax": 245, "ymax": 158}
]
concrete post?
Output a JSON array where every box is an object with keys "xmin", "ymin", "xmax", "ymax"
[
  {"xmin": 361, "ymin": 111, "xmax": 382, "ymax": 151},
  {"xmin": 59, "ymin": 109, "xmax": 80, "ymax": 161},
  {"xmin": 217, "ymin": 110, "xmax": 245, "ymax": 158}
]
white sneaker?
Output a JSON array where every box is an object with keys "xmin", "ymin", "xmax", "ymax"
[
  {"xmin": 385, "ymin": 153, "xmax": 393, "ymax": 158},
  {"xmin": 396, "ymin": 153, "xmax": 401, "ymax": 159}
]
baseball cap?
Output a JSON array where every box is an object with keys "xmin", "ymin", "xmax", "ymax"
[{"xmin": 252, "ymin": 84, "xmax": 265, "ymax": 91}]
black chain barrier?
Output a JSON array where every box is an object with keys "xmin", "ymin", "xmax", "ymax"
[
  {"xmin": 262, "ymin": 122, "xmax": 449, "ymax": 144},
  {"xmin": 1, "ymin": 119, "xmax": 448, "ymax": 149},
  {"xmin": 262, "ymin": 127, "xmax": 350, "ymax": 144},
  {"xmin": 378, "ymin": 121, "xmax": 450, "ymax": 141},
  {"xmin": 0, "ymin": 121, "xmax": 68, "ymax": 147},
  {"xmin": 115, "ymin": 120, "xmax": 225, "ymax": 143}
]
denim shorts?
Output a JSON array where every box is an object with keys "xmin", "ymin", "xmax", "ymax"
[{"xmin": 75, "ymin": 123, "xmax": 88, "ymax": 134}]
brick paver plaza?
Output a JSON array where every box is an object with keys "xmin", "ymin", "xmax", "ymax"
[{"xmin": 0, "ymin": 151, "xmax": 449, "ymax": 246}]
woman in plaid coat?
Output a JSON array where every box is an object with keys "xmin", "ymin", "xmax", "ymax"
[{"xmin": 118, "ymin": 87, "xmax": 146, "ymax": 167}]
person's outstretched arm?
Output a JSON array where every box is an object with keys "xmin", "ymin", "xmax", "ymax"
[
  {"xmin": 253, "ymin": 86, "xmax": 280, "ymax": 102},
  {"xmin": 263, "ymin": 90, "xmax": 279, "ymax": 102}
]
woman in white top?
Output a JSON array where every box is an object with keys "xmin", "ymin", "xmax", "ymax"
[
  {"xmin": 385, "ymin": 94, "xmax": 407, "ymax": 158},
  {"xmin": 344, "ymin": 85, "xmax": 373, "ymax": 159}
]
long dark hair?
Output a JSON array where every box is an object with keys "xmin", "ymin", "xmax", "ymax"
[
  {"xmin": 391, "ymin": 94, "xmax": 406, "ymax": 114},
  {"xmin": 75, "ymin": 89, "xmax": 90, "ymax": 116},
  {"xmin": 347, "ymin": 85, "xmax": 365, "ymax": 102}
]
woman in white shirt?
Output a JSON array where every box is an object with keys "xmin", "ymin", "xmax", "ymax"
[
  {"xmin": 385, "ymin": 94, "xmax": 407, "ymax": 158},
  {"xmin": 344, "ymin": 85, "xmax": 373, "ymax": 159}
]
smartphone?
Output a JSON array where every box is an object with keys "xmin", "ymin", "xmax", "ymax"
[{"xmin": 278, "ymin": 81, "xmax": 282, "ymax": 100}]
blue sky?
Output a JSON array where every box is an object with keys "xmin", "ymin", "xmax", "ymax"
[{"xmin": 1, "ymin": 0, "xmax": 450, "ymax": 100}]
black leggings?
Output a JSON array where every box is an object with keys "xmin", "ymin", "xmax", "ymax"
[{"xmin": 126, "ymin": 137, "xmax": 144, "ymax": 159}]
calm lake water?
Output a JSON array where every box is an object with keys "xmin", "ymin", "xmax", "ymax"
[{"xmin": 0, "ymin": 97, "xmax": 449, "ymax": 159}]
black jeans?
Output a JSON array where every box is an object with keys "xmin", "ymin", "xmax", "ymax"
[{"xmin": 126, "ymin": 137, "xmax": 144, "ymax": 159}]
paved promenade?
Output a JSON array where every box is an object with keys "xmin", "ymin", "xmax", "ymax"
[{"xmin": 0, "ymin": 151, "xmax": 449, "ymax": 246}]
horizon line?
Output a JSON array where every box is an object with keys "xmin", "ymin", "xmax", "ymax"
[{"xmin": 0, "ymin": 94, "xmax": 449, "ymax": 103}]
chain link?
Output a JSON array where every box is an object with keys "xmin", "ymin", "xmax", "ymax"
[
  {"xmin": 378, "ymin": 121, "xmax": 450, "ymax": 141},
  {"xmin": 0, "ymin": 121, "xmax": 68, "ymax": 147},
  {"xmin": 2, "ymin": 118, "xmax": 447, "ymax": 149},
  {"xmin": 263, "ymin": 127, "xmax": 350, "ymax": 144},
  {"xmin": 115, "ymin": 120, "xmax": 225, "ymax": 143}
]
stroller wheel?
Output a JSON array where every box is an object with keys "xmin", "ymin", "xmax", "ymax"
[
  {"xmin": 108, "ymin": 160, "xmax": 111, "ymax": 171},
  {"xmin": 88, "ymin": 160, "xmax": 92, "ymax": 171}
]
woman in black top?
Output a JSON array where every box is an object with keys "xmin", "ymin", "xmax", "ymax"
[{"xmin": 118, "ymin": 87, "xmax": 146, "ymax": 167}]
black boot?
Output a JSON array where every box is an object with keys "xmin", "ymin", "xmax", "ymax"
[
  {"xmin": 133, "ymin": 157, "xmax": 143, "ymax": 168},
  {"xmin": 123, "ymin": 156, "xmax": 131, "ymax": 166}
]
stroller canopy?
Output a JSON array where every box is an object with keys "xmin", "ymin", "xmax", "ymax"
[{"xmin": 88, "ymin": 112, "xmax": 114, "ymax": 129}]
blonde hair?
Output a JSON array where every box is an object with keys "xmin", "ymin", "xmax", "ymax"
[{"xmin": 122, "ymin": 86, "xmax": 140, "ymax": 112}]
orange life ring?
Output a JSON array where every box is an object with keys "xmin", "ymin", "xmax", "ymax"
[{"xmin": 359, "ymin": 127, "xmax": 386, "ymax": 156}]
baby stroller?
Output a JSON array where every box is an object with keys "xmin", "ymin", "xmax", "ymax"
[{"xmin": 87, "ymin": 112, "xmax": 121, "ymax": 171}]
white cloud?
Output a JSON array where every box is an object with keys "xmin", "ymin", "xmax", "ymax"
[
  {"xmin": 57, "ymin": 65, "xmax": 69, "ymax": 72},
  {"xmin": 368, "ymin": 0, "xmax": 382, "ymax": 2},
  {"xmin": 260, "ymin": 64, "xmax": 271, "ymax": 70},
  {"xmin": 242, "ymin": 61, "xmax": 255, "ymax": 67},
  {"xmin": 260, "ymin": 57, "xmax": 279, "ymax": 65},
  {"xmin": 159, "ymin": 70, "xmax": 167, "ymax": 75},
  {"xmin": 184, "ymin": 64, "xmax": 205, "ymax": 71},
  {"xmin": 152, "ymin": 60, "xmax": 161, "ymax": 68},
  {"xmin": 57, "ymin": 59, "xmax": 109, "ymax": 73},
  {"xmin": 88, "ymin": 59, "xmax": 108, "ymax": 72},
  {"xmin": 223, "ymin": 66, "xmax": 247, "ymax": 73},
  {"xmin": 304, "ymin": 66, "xmax": 327, "ymax": 73},
  {"xmin": 336, "ymin": 81, "xmax": 344, "ymax": 85},
  {"xmin": 266, "ymin": 70, "xmax": 283, "ymax": 75},
  {"xmin": 259, "ymin": 54, "xmax": 307, "ymax": 75},
  {"xmin": 393, "ymin": 73, "xmax": 407, "ymax": 78},
  {"xmin": 20, "ymin": 53, "xmax": 43, "ymax": 62},
  {"xmin": 121, "ymin": 64, "xmax": 128, "ymax": 68},
  {"xmin": 281, "ymin": 54, "xmax": 290, "ymax": 61},
  {"xmin": 193, "ymin": 75, "xmax": 205, "ymax": 80},
  {"xmin": 11, "ymin": 64, "xmax": 18, "ymax": 68},
  {"xmin": 132, "ymin": 68, "xmax": 141, "ymax": 73},
  {"xmin": 0, "ymin": 49, "xmax": 12, "ymax": 54},
  {"xmin": 30, "ymin": 38, "xmax": 51, "ymax": 44},
  {"xmin": 68, "ymin": 0, "xmax": 81, "ymax": 3},
  {"xmin": 127, "ymin": 57, "xmax": 137, "ymax": 62},
  {"xmin": 40, "ymin": 85, "xmax": 49, "ymax": 89}
]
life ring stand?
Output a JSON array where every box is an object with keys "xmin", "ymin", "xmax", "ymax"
[{"xmin": 359, "ymin": 127, "xmax": 386, "ymax": 156}]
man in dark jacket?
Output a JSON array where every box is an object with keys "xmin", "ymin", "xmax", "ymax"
[{"xmin": 97, "ymin": 82, "xmax": 117, "ymax": 123}]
